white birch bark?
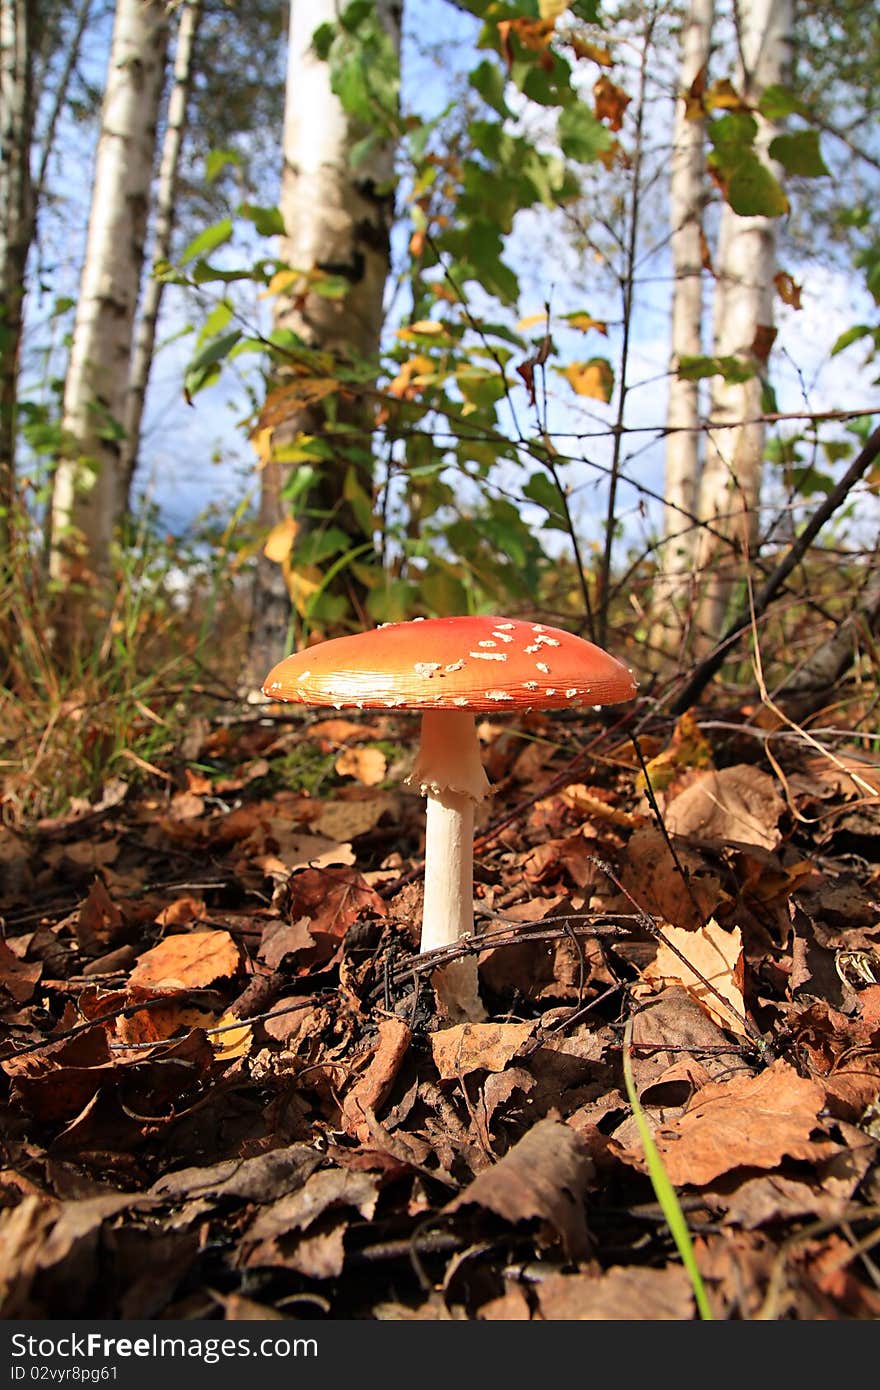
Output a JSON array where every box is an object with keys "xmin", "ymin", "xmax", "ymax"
[
  {"xmin": 248, "ymin": 0, "xmax": 401, "ymax": 683},
  {"xmin": 0, "ymin": 0, "xmax": 34, "ymax": 549},
  {"xmin": 49, "ymin": 0, "xmax": 169, "ymax": 583},
  {"xmin": 650, "ymin": 0, "xmax": 715, "ymax": 658},
  {"xmin": 119, "ymin": 0, "xmax": 202, "ymax": 516},
  {"xmin": 694, "ymin": 0, "xmax": 793, "ymax": 646}
]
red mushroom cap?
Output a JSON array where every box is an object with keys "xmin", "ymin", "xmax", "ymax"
[{"xmin": 262, "ymin": 616, "xmax": 637, "ymax": 713}]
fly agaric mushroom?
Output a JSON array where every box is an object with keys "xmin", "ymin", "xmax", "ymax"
[{"xmin": 262, "ymin": 616, "xmax": 636, "ymax": 1010}]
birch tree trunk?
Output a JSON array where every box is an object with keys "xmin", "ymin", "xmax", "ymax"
[
  {"xmin": 693, "ymin": 0, "xmax": 793, "ymax": 648},
  {"xmin": 246, "ymin": 0, "xmax": 401, "ymax": 686},
  {"xmin": 649, "ymin": 0, "xmax": 715, "ymax": 660},
  {"xmin": 49, "ymin": 0, "xmax": 168, "ymax": 586},
  {"xmin": 0, "ymin": 0, "xmax": 35, "ymax": 555},
  {"xmin": 119, "ymin": 0, "xmax": 202, "ymax": 518}
]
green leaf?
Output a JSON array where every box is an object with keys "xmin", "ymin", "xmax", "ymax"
[
  {"xmin": 311, "ymin": 21, "xmax": 335, "ymax": 59},
  {"xmin": 558, "ymin": 101, "xmax": 613, "ymax": 163},
  {"xmin": 676, "ymin": 355, "xmax": 757, "ymax": 383},
  {"xmin": 822, "ymin": 439, "xmax": 853, "ymax": 464},
  {"xmin": 760, "ymin": 379, "xmax": 778, "ymax": 414},
  {"xmin": 758, "ymin": 84, "xmax": 803, "ymax": 121},
  {"xmin": 727, "ymin": 154, "xmax": 789, "ymax": 217},
  {"xmin": 198, "ymin": 301, "xmax": 233, "ymax": 343},
  {"xmin": 522, "ymin": 471, "xmax": 568, "ymax": 529},
  {"xmin": 183, "ymin": 330, "xmax": 242, "ymax": 398},
  {"xmin": 344, "ymin": 467, "xmax": 375, "ymax": 535},
  {"xmin": 239, "ymin": 203, "xmax": 285, "ymax": 236},
  {"xmin": 179, "ymin": 218, "xmax": 233, "ymax": 266},
  {"xmin": 832, "ymin": 323, "xmax": 873, "ymax": 356},
  {"xmin": 470, "ymin": 59, "xmax": 511, "ymax": 117},
  {"xmin": 768, "ymin": 130, "xmax": 829, "ymax": 178},
  {"xmin": 280, "ymin": 464, "xmax": 319, "ymax": 507},
  {"xmin": 366, "ymin": 578, "xmax": 419, "ymax": 623},
  {"xmin": 787, "ymin": 465, "xmax": 834, "ymax": 497},
  {"xmin": 709, "ymin": 111, "xmax": 758, "ymax": 158},
  {"xmin": 205, "ymin": 148, "xmax": 242, "ymax": 183},
  {"xmin": 293, "ymin": 526, "xmax": 352, "ymax": 566}
]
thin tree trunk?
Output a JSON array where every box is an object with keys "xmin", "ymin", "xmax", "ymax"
[
  {"xmin": 649, "ymin": 0, "xmax": 714, "ymax": 661},
  {"xmin": 693, "ymin": 0, "xmax": 793, "ymax": 648},
  {"xmin": 49, "ymin": 0, "xmax": 169, "ymax": 587},
  {"xmin": 246, "ymin": 0, "xmax": 401, "ymax": 686},
  {"xmin": 119, "ymin": 0, "xmax": 202, "ymax": 518},
  {"xmin": 0, "ymin": 0, "xmax": 35, "ymax": 556}
]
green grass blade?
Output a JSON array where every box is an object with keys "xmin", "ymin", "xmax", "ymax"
[{"xmin": 622, "ymin": 1016, "xmax": 714, "ymax": 1320}]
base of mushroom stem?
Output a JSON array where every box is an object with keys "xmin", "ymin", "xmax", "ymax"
[{"xmin": 431, "ymin": 956, "xmax": 486, "ymax": 1024}]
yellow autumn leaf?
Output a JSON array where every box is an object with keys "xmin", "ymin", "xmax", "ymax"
[
  {"xmin": 538, "ymin": 0, "xmax": 567, "ymax": 18},
  {"xmin": 516, "ymin": 311, "xmax": 550, "ymax": 332},
  {"xmin": 211, "ymin": 1010, "xmax": 253, "ymax": 1063},
  {"xmin": 571, "ymin": 36, "xmax": 614, "ymax": 66},
  {"xmin": 263, "ymin": 515, "xmax": 299, "ymax": 563},
  {"xmin": 563, "ymin": 358, "xmax": 614, "ymax": 401},
  {"xmin": 564, "ymin": 312, "xmax": 608, "ymax": 335},
  {"xmin": 704, "ymin": 77, "xmax": 749, "ymax": 112},
  {"xmin": 251, "ymin": 426, "xmax": 274, "ymax": 465},
  {"xmin": 396, "ymin": 320, "xmax": 446, "ymax": 340},
  {"xmin": 260, "ymin": 267, "xmax": 305, "ymax": 299},
  {"xmin": 282, "ymin": 560, "xmax": 324, "ymax": 616}
]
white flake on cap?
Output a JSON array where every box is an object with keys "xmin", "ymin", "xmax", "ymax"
[
  {"xmin": 536, "ymin": 662, "xmax": 550, "ymax": 674},
  {"xmin": 445, "ymin": 659, "xmax": 465, "ymax": 673},
  {"xmin": 296, "ymin": 671, "xmax": 311, "ymax": 683},
  {"xmin": 565, "ymin": 688, "xmax": 578, "ymax": 698},
  {"xmin": 523, "ymin": 681, "xmax": 538, "ymax": 691},
  {"xmin": 495, "ymin": 622, "xmax": 515, "ymax": 631},
  {"xmin": 469, "ymin": 651, "xmax": 507, "ymax": 661},
  {"xmin": 484, "ymin": 690, "xmax": 513, "ymax": 701},
  {"xmin": 414, "ymin": 662, "xmax": 441, "ymax": 678},
  {"xmin": 477, "ymin": 639, "xmax": 497, "ymax": 648}
]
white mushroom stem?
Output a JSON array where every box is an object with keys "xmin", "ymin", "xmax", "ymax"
[{"xmin": 406, "ymin": 708, "xmax": 490, "ymax": 954}]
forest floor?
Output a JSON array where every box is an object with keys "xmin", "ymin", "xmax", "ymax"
[{"xmin": 1, "ymin": 691, "xmax": 879, "ymax": 1321}]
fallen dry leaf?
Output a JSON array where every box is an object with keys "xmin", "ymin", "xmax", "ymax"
[
  {"xmin": 641, "ymin": 919, "xmax": 748, "ymax": 1037},
  {"xmin": 648, "ymin": 1060, "xmax": 826, "ymax": 1186},
  {"xmin": 334, "ymin": 746, "xmax": 388, "ymax": 786},
  {"xmin": 0, "ymin": 939, "xmax": 41, "ymax": 1002},
  {"xmin": 431, "ymin": 1020, "xmax": 536, "ymax": 1079},
  {"xmin": 446, "ymin": 1117, "xmax": 593, "ymax": 1259},
  {"xmin": 535, "ymin": 1264, "xmax": 694, "ymax": 1320},
  {"xmin": 311, "ymin": 793, "xmax": 397, "ymax": 841},
  {"xmin": 342, "ymin": 1017, "xmax": 412, "ymax": 1139},
  {"xmin": 664, "ymin": 765, "xmax": 784, "ymax": 850},
  {"xmin": 621, "ymin": 825, "xmax": 722, "ymax": 929},
  {"xmin": 128, "ymin": 929, "xmax": 241, "ymax": 991}
]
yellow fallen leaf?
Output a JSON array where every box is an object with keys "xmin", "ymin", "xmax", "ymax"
[{"xmin": 211, "ymin": 1010, "xmax": 253, "ymax": 1062}]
